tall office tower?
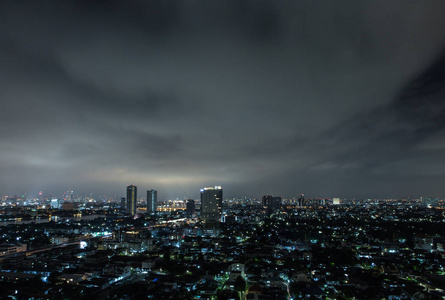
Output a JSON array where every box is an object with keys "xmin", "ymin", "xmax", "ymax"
[
  {"xmin": 147, "ymin": 189, "xmax": 157, "ymax": 213},
  {"xmin": 271, "ymin": 196, "xmax": 282, "ymax": 210},
  {"xmin": 126, "ymin": 185, "xmax": 137, "ymax": 215},
  {"xmin": 120, "ymin": 197, "xmax": 126, "ymax": 211},
  {"xmin": 262, "ymin": 195, "xmax": 281, "ymax": 211},
  {"xmin": 200, "ymin": 186, "xmax": 222, "ymax": 222},
  {"xmin": 262, "ymin": 195, "xmax": 273, "ymax": 208},
  {"xmin": 186, "ymin": 199, "xmax": 195, "ymax": 218},
  {"xmin": 298, "ymin": 194, "xmax": 305, "ymax": 207}
]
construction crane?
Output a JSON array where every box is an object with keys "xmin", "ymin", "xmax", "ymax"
[{"xmin": 183, "ymin": 190, "xmax": 192, "ymax": 201}]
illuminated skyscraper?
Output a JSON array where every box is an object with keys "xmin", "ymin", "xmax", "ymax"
[
  {"xmin": 126, "ymin": 185, "xmax": 137, "ymax": 215},
  {"xmin": 200, "ymin": 186, "xmax": 222, "ymax": 222},
  {"xmin": 147, "ymin": 189, "xmax": 157, "ymax": 213}
]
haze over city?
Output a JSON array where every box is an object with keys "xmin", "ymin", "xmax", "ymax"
[{"xmin": 2, "ymin": 1, "xmax": 445, "ymax": 199}]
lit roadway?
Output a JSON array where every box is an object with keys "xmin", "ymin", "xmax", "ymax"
[{"xmin": 23, "ymin": 234, "xmax": 112, "ymax": 256}]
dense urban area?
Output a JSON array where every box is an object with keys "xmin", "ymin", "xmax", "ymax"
[{"xmin": 0, "ymin": 187, "xmax": 444, "ymax": 299}]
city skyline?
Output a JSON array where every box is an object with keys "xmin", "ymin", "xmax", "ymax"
[
  {"xmin": 2, "ymin": 1, "xmax": 445, "ymax": 199},
  {"xmin": 0, "ymin": 190, "xmax": 443, "ymax": 299}
]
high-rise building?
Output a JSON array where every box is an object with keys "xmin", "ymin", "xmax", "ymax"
[
  {"xmin": 200, "ymin": 186, "xmax": 222, "ymax": 222},
  {"xmin": 271, "ymin": 196, "xmax": 282, "ymax": 210},
  {"xmin": 186, "ymin": 199, "xmax": 195, "ymax": 218},
  {"xmin": 126, "ymin": 185, "xmax": 137, "ymax": 215},
  {"xmin": 120, "ymin": 197, "xmax": 126, "ymax": 211},
  {"xmin": 147, "ymin": 189, "xmax": 157, "ymax": 213},
  {"xmin": 51, "ymin": 198, "xmax": 60, "ymax": 209},
  {"xmin": 262, "ymin": 195, "xmax": 281, "ymax": 211},
  {"xmin": 298, "ymin": 194, "xmax": 305, "ymax": 206},
  {"xmin": 262, "ymin": 195, "xmax": 273, "ymax": 208},
  {"xmin": 65, "ymin": 190, "xmax": 73, "ymax": 201}
]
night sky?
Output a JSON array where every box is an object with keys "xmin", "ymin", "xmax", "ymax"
[{"xmin": 2, "ymin": 1, "xmax": 445, "ymax": 200}]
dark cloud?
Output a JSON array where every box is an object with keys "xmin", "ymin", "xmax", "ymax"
[
  {"xmin": 1, "ymin": 0, "xmax": 445, "ymax": 199},
  {"xmin": 283, "ymin": 48, "xmax": 445, "ymax": 198}
]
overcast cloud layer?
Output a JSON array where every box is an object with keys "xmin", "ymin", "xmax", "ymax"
[{"xmin": 1, "ymin": 0, "xmax": 445, "ymax": 200}]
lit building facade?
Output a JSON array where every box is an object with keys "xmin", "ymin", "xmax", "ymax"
[
  {"xmin": 200, "ymin": 186, "xmax": 222, "ymax": 222},
  {"xmin": 126, "ymin": 185, "xmax": 137, "ymax": 215},
  {"xmin": 147, "ymin": 189, "xmax": 157, "ymax": 213}
]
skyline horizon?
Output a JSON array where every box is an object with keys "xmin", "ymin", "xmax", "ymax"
[{"xmin": 1, "ymin": 184, "xmax": 441, "ymax": 202}]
